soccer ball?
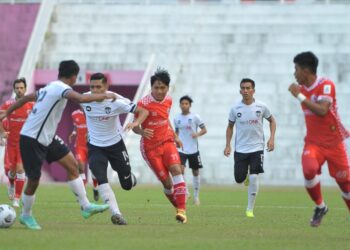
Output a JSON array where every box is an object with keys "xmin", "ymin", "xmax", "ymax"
[{"xmin": 0, "ymin": 204, "xmax": 16, "ymax": 228}]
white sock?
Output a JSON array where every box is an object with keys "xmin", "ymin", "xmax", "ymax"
[
  {"xmin": 173, "ymin": 175, "xmax": 184, "ymax": 185},
  {"xmin": 193, "ymin": 175, "xmax": 200, "ymax": 198},
  {"xmin": 98, "ymin": 183, "xmax": 121, "ymax": 215},
  {"xmin": 22, "ymin": 194, "xmax": 35, "ymax": 216},
  {"xmin": 247, "ymin": 174, "xmax": 259, "ymax": 211},
  {"xmin": 68, "ymin": 177, "xmax": 90, "ymax": 210},
  {"xmin": 80, "ymin": 173, "xmax": 86, "ymax": 181}
]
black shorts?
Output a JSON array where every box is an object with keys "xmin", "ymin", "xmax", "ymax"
[
  {"xmin": 179, "ymin": 151, "xmax": 203, "ymax": 169},
  {"xmin": 88, "ymin": 140, "xmax": 134, "ymax": 189},
  {"xmin": 234, "ymin": 150, "xmax": 264, "ymax": 183},
  {"xmin": 20, "ymin": 135, "xmax": 70, "ymax": 180}
]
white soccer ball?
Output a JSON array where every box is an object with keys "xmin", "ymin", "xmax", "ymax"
[{"xmin": 0, "ymin": 204, "xmax": 16, "ymax": 228}]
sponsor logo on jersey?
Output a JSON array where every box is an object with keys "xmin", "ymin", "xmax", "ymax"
[
  {"xmin": 86, "ymin": 106, "xmax": 91, "ymax": 112},
  {"xmin": 237, "ymin": 112, "xmax": 242, "ymax": 118}
]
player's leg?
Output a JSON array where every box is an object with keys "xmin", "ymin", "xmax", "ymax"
[
  {"xmin": 233, "ymin": 151, "xmax": 250, "ymax": 216},
  {"xmin": 108, "ymin": 140, "xmax": 136, "ymax": 191},
  {"xmin": 246, "ymin": 151, "xmax": 264, "ymax": 217},
  {"xmin": 4, "ymin": 148, "xmax": 15, "ymax": 200},
  {"xmin": 76, "ymin": 147, "xmax": 87, "ymax": 185},
  {"xmin": 302, "ymin": 144, "xmax": 327, "ymax": 227},
  {"xmin": 19, "ymin": 135, "xmax": 45, "ymax": 230},
  {"xmin": 12, "ymin": 145, "xmax": 25, "ymax": 207},
  {"xmin": 188, "ymin": 152, "xmax": 203, "ymax": 205},
  {"xmin": 327, "ymin": 142, "xmax": 350, "ymax": 212},
  {"xmin": 49, "ymin": 137, "xmax": 109, "ymax": 219},
  {"xmin": 88, "ymin": 143, "xmax": 123, "ymax": 224},
  {"xmin": 165, "ymin": 142, "xmax": 187, "ymax": 223},
  {"xmin": 179, "ymin": 152, "xmax": 191, "ymax": 201},
  {"xmin": 90, "ymin": 170, "xmax": 99, "ymax": 201}
]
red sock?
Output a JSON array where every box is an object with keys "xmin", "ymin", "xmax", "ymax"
[
  {"xmin": 306, "ymin": 182, "xmax": 323, "ymax": 205},
  {"xmin": 174, "ymin": 182, "xmax": 186, "ymax": 210},
  {"xmin": 6, "ymin": 169, "xmax": 15, "ymax": 186},
  {"xmin": 165, "ymin": 192, "xmax": 177, "ymax": 208},
  {"xmin": 92, "ymin": 178, "xmax": 98, "ymax": 189},
  {"xmin": 15, "ymin": 173, "xmax": 25, "ymax": 199}
]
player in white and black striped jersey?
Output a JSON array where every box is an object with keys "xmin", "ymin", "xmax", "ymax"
[
  {"xmin": 81, "ymin": 73, "xmax": 149, "ymax": 225},
  {"xmin": 174, "ymin": 95, "xmax": 207, "ymax": 206},
  {"xmin": 0, "ymin": 60, "xmax": 115, "ymax": 230},
  {"xmin": 224, "ymin": 78, "xmax": 276, "ymax": 218}
]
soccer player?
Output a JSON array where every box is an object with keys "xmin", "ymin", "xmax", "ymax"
[
  {"xmin": 133, "ymin": 69, "xmax": 188, "ymax": 224},
  {"xmin": 69, "ymin": 108, "xmax": 99, "ymax": 201},
  {"xmin": 288, "ymin": 51, "xmax": 350, "ymax": 227},
  {"xmin": 81, "ymin": 72, "xmax": 149, "ymax": 225},
  {"xmin": 174, "ymin": 95, "xmax": 207, "ymax": 205},
  {"xmin": 224, "ymin": 78, "xmax": 276, "ymax": 218},
  {"xmin": 0, "ymin": 78, "xmax": 34, "ymax": 207},
  {"xmin": 0, "ymin": 60, "xmax": 114, "ymax": 230}
]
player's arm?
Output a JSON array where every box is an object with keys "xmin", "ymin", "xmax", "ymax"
[
  {"xmin": 65, "ymin": 90, "xmax": 117, "ymax": 103},
  {"xmin": 266, "ymin": 115, "xmax": 276, "ymax": 152},
  {"xmin": 124, "ymin": 106, "xmax": 149, "ymax": 131},
  {"xmin": 169, "ymin": 120, "xmax": 183, "ymax": 149},
  {"xmin": 288, "ymin": 83, "xmax": 330, "ymax": 116},
  {"xmin": 68, "ymin": 125, "xmax": 77, "ymax": 144},
  {"xmin": 224, "ymin": 121, "xmax": 234, "ymax": 157},
  {"xmin": 0, "ymin": 120, "xmax": 8, "ymax": 146},
  {"xmin": 0, "ymin": 93, "xmax": 36, "ymax": 121}
]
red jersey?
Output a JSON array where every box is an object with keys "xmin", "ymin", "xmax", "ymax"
[
  {"xmin": 71, "ymin": 109, "xmax": 87, "ymax": 148},
  {"xmin": 137, "ymin": 94, "xmax": 175, "ymax": 152},
  {"xmin": 300, "ymin": 77, "xmax": 350, "ymax": 147},
  {"xmin": 0, "ymin": 99, "xmax": 33, "ymax": 146}
]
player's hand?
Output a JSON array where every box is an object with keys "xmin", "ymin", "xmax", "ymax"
[
  {"xmin": 141, "ymin": 128, "xmax": 154, "ymax": 139},
  {"xmin": 106, "ymin": 93, "xmax": 117, "ymax": 102},
  {"xmin": 266, "ymin": 138, "xmax": 274, "ymax": 152},
  {"xmin": 191, "ymin": 133, "xmax": 199, "ymax": 138},
  {"xmin": 124, "ymin": 122, "xmax": 139, "ymax": 131},
  {"xmin": 0, "ymin": 110, "xmax": 7, "ymax": 121},
  {"xmin": 224, "ymin": 146, "xmax": 231, "ymax": 157},
  {"xmin": 68, "ymin": 132, "xmax": 76, "ymax": 144},
  {"xmin": 175, "ymin": 136, "xmax": 183, "ymax": 149},
  {"xmin": 288, "ymin": 83, "xmax": 301, "ymax": 97}
]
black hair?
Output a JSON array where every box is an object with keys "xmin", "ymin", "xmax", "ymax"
[
  {"xmin": 240, "ymin": 78, "xmax": 255, "ymax": 89},
  {"xmin": 179, "ymin": 95, "xmax": 193, "ymax": 104},
  {"xmin": 150, "ymin": 68, "xmax": 171, "ymax": 86},
  {"xmin": 90, "ymin": 72, "xmax": 108, "ymax": 83},
  {"xmin": 293, "ymin": 51, "xmax": 318, "ymax": 74},
  {"xmin": 13, "ymin": 77, "xmax": 26, "ymax": 89},
  {"xmin": 58, "ymin": 60, "xmax": 80, "ymax": 78}
]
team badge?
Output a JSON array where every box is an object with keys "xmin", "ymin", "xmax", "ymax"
[
  {"xmin": 237, "ymin": 112, "xmax": 242, "ymax": 118},
  {"xmin": 256, "ymin": 110, "xmax": 261, "ymax": 117},
  {"xmin": 323, "ymin": 85, "xmax": 331, "ymax": 94},
  {"xmin": 105, "ymin": 107, "xmax": 111, "ymax": 114},
  {"xmin": 86, "ymin": 106, "xmax": 91, "ymax": 112}
]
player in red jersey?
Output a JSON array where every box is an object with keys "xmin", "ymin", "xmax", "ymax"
[
  {"xmin": 0, "ymin": 78, "xmax": 34, "ymax": 207},
  {"xmin": 69, "ymin": 108, "xmax": 99, "ymax": 201},
  {"xmin": 289, "ymin": 51, "xmax": 350, "ymax": 227},
  {"xmin": 133, "ymin": 69, "xmax": 187, "ymax": 223}
]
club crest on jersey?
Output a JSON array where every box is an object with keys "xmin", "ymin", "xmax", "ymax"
[
  {"xmin": 86, "ymin": 106, "xmax": 91, "ymax": 112},
  {"xmin": 188, "ymin": 118, "xmax": 193, "ymax": 124},
  {"xmin": 323, "ymin": 84, "xmax": 331, "ymax": 94},
  {"xmin": 105, "ymin": 107, "xmax": 111, "ymax": 114},
  {"xmin": 237, "ymin": 112, "xmax": 242, "ymax": 118},
  {"xmin": 256, "ymin": 110, "xmax": 261, "ymax": 117}
]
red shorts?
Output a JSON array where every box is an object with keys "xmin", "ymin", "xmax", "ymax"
[
  {"xmin": 7, "ymin": 144, "xmax": 22, "ymax": 170},
  {"xmin": 141, "ymin": 141, "xmax": 181, "ymax": 182},
  {"xmin": 75, "ymin": 146, "xmax": 87, "ymax": 164},
  {"xmin": 302, "ymin": 142, "xmax": 350, "ymax": 181}
]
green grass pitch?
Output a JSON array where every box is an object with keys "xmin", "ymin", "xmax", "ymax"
[{"xmin": 0, "ymin": 184, "xmax": 349, "ymax": 250}]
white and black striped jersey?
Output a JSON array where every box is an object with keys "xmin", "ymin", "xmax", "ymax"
[
  {"xmin": 228, "ymin": 100, "xmax": 271, "ymax": 153},
  {"xmin": 174, "ymin": 112, "xmax": 205, "ymax": 154},
  {"xmin": 21, "ymin": 80, "xmax": 72, "ymax": 146},
  {"xmin": 81, "ymin": 91, "xmax": 136, "ymax": 147}
]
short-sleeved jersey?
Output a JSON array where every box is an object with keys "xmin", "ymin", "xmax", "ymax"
[
  {"xmin": 1, "ymin": 99, "xmax": 34, "ymax": 146},
  {"xmin": 174, "ymin": 112, "xmax": 205, "ymax": 154},
  {"xmin": 229, "ymin": 100, "xmax": 271, "ymax": 153},
  {"xmin": 137, "ymin": 94, "xmax": 175, "ymax": 152},
  {"xmin": 71, "ymin": 109, "xmax": 87, "ymax": 148},
  {"xmin": 81, "ymin": 91, "xmax": 136, "ymax": 147},
  {"xmin": 21, "ymin": 80, "xmax": 72, "ymax": 146},
  {"xmin": 300, "ymin": 77, "xmax": 350, "ymax": 147}
]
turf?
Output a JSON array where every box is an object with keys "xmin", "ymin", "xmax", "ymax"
[{"xmin": 0, "ymin": 184, "xmax": 348, "ymax": 250}]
